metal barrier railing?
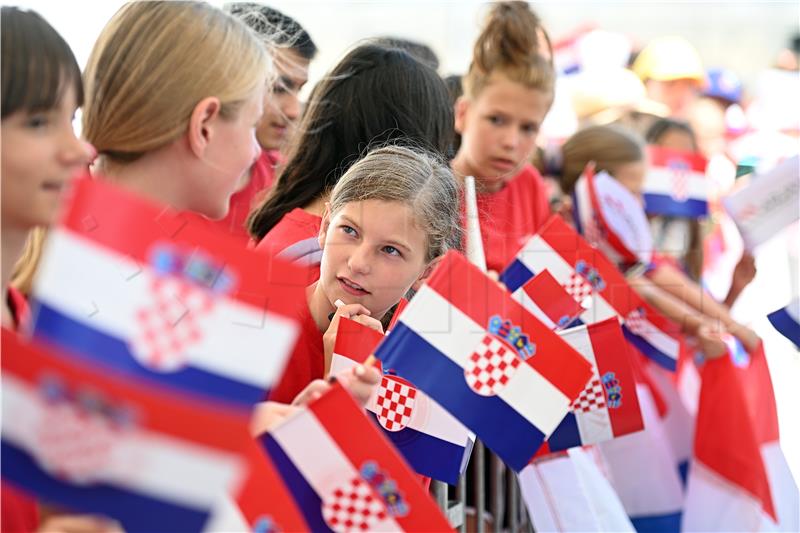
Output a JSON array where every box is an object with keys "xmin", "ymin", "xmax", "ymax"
[{"xmin": 431, "ymin": 440, "xmax": 532, "ymax": 532}]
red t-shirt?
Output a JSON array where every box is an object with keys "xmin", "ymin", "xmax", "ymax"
[
  {"xmin": 204, "ymin": 150, "xmax": 279, "ymax": 242},
  {"xmin": 255, "ymin": 208, "xmax": 322, "ymax": 283},
  {"xmin": 468, "ymin": 164, "xmax": 551, "ymax": 272},
  {"xmin": 268, "ymin": 301, "xmax": 324, "ymax": 404},
  {"xmin": 2, "ymin": 287, "xmax": 39, "ymax": 533}
]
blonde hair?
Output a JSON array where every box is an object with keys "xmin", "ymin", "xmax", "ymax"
[
  {"xmin": 329, "ymin": 146, "xmax": 462, "ymax": 263},
  {"xmin": 560, "ymin": 125, "xmax": 644, "ymax": 195},
  {"xmin": 82, "ymin": 1, "xmax": 270, "ymax": 163},
  {"xmin": 10, "ymin": 227, "xmax": 47, "ymax": 296},
  {"xmin": 462, "ymin": 1, "xmax": 555, "ymax": 100}
]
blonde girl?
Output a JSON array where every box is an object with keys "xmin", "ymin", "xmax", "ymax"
[{"xmin": 270, "ymin": 145, "xmax": 462, "ymax": 403}]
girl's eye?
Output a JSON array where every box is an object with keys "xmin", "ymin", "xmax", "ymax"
[
  {"xmin": 521, "ymin": 123, "xmax": 539, "ymax": 135},
  {"xmin": 340, "ymin": 225, "xmax": 358, "ymax": 237},
  {"xmin": 25, "ymin": 115, "xmax": 48, "ymax": 128},
  {"xmin": 382, "ymin": 245, "xmax": 401, "ymax": 257},
  {"xmin": 487, "ymin": 115, "xmax": 504, "ymax": 126}
]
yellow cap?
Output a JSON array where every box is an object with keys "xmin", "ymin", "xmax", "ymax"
[{"xmin": 632, "ymin": 36, "xmax": 705, "ymax": 84}]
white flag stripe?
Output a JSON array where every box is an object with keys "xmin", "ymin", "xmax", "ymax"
[
  {"xmin": 558, "ymin": 326, "xmax": 614, "ymax": 444},
  {"xmin": 632, "ymin": 318, "xmax": 680, "ymax": 360},
  {"xmin": 574, "ymin": 178, "xmax": 626, "ymax": 267},
  {"xmin": 682, "ymin": 460, "xmax": 764, "ymax": 531},
  {"xmin": 512, "ymin": 289, "xmax": 557, "ymax": 330},
  {"xmin": 786, "ymin": 298, "xmax": 800, "ymax": 323},
  {"xmin": 36, "ymin": 229, "xmax": 296, "ymax": 387},
  {"xmin": 598, "ymin": 385, "xmax": 684, "ymax": 517},
  {"xmin": 515, "ymin": 236, "xmax": 618, "ymax": 325},
  {"xmin": 646, "ymin": 167, "xmax": 707, "ymax": 199},
  {"xmin": 3, "ymin": 376, "xmax": 244, "ymax": 509},
  {"xmin": 761, "ymin": 442, "xmax": 800, "ymax": 531},
  {"xmin": 271, "ymin": 409, "xmax": 402, "ymax": 532},
  {"xmin": 330, "ymin": 354, "xmax": 473, "ymax": 447},
  {"xmin": 568, "ymin": 448, "xmax": 635, "ymax": 532},
  {"xmin": 401, "ymin": 285, "xmax": 572, "ymax": 437}
]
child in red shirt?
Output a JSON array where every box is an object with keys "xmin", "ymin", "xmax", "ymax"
[
  {"xmin": 269, "ymin": 145, "xmax": 462, "ymax": 404},
  {"xmin": 451, "ymin": 2, "xmax": 556, "ymax": 273}
]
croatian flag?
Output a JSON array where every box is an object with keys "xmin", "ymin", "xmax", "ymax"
[
  {"xmin": 330, "ymin": 318, "xmax": 474, "ymax": 485},
  {"xmin": 511, "ymin": 270, "xmax": 585, "ymax": 331},
  {"xmin": 644, "ymin": 145, "xmax": 709, "ymax": 218},
  {"xmin": 683, "ymin": 343, "xmax": 799, "ymax": 531},
  {"xmin": 374, "ymin": 251, "xmax": 593, "ymax": 472},
  {"xmin": 573, "ymin": 167, "xmax": 653, "ymax": 267},
  {"xmin": 547, "ymin": 319, "xmax": 644, "ymax": 452},
  {"xmin": 260, "ymin": 383, "xmax": 452, "ymax": 532},
  {"xmin": 500, "ymin": 216, "xmax": 682, "ymax": 371},
  {"xmin": 597, "ymin": 382, "xmax": 685, "ymax": 531},
  {"xmin": 1, "ymin": 329, "xmax": 254, "ymax": 533},
  {"xmin": 767, "ymin": 298, "xmax": 800, "ymax": 349},
  {"xmin": 30, "ymin": 177, "xmax": 306, "ymax": 409},
  {"xmin": 519, "ymin": 447, "xmax": 634, "ymax": 532}
]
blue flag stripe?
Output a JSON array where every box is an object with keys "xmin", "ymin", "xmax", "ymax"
[
  {"xmin": 376, "ymin": 323, "xmax": 545, "ymax": 472},
  {"xmin": 370, "ymin": 413, "xmax": 468, "ymax": 485},
  {"xmin": 260, "ymin": 434, "xmax": 328, "ymax": 532},
  {"xmin": 630, "ymin": 511, "xmax": 682, "ymax": 532},
  {"xmin": 31, "ymin": 302, "xmax": 266, "ymax": 408},
  {"xmin": 2, "ymin": 442, "xmax": 208, "ymax": 533},
  {"xmin": 622, "ymin": 324, "xmax": 678, "ymax": 371},
  {"xmin": 499, "ymin": 258, "xmax": 536, "ymax": 294},
  {"xmin": 546, "ymin": 412, "xmax": 581, "ymax": 452},
  {"xmin": 644, "ymin": 194, "xmax": 708, "ymax": 218},
  {"xmin": 767, "ymin": 307, "xmax": 800, "ymax": 348}
]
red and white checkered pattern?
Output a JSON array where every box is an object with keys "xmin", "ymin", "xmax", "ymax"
[
  {"xmin": 584, "ymin": 216, "xmax": 604, "ymax": 246},
  {"xmin": 321, "ymin": 477, "xmax": 387, "ymax": 532},
  {"xmin": 35, "ymin": 403, "xmax": 120, "ymax": 484},
  {"xmin": 562, "ymin": 273, "xmax": 593, "ymax": 305},
  {"xmin": 465, "ymin": 335, "xmax": 521, "ymax": 397},
  {"xmin": 375, "ymin": 376, "xmax": 417, "ymax": 432},
  {"xmin": 624, "ymin": 309, "xmax": 648, "ymax": 336},
  {"xmin": 131, "ymin": 275, "xmax": 214, "ymax": 372},
  {"xmin": 669, "ymin": 166, "xmax": 689, "ymax": 202},
  {"xmin": 570, "ymin": 377, "xmax": 606, "ymax": 413}
]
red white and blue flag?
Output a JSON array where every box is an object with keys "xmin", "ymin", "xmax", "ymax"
[
  {"xmin": 500, "ymin": 216, "xmax": 682, "ymax": 371},
  {"xmin": 330, "ymin": 318, "xmax": 474, "ymax": 485},
  {"xmin": 1, "ymin": 329, "xmax": 258, "ymax": 533},
  {"xmin": 511, "ymin": 270, "xmax": 585, "ymax": 331},
  {"xmin": 29, "ymin": 177, "xmax": 306, "ymax": 409},
  {"xmin": 644, "ymin": 145, "xmax": 709, "ymax": 218},
  {"xmin": 547, "ymin": 319, "xmax": 644, "ymax": 451},
  {"xmin": 374, "ymin": 251, "xmax": 593, "ymax": 472},
  {"xmin": 683, "ymin": 342, "xmax": 799, "ymax": 531},
  {"xmin": 260, "ymin": 383, "xmax": 451, "ymax": 532},
  {"xmin": 767, "ymin": 297, "xmax": 800, "ymax": 349}
]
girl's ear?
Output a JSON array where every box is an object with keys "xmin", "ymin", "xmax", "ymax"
[
  {"xmin": 318, "ymin": 202, "xmax": 332, "ymax": 250},
  {"xmin": 454, "ymin": 96, "xmax": 470, "ymax": 135},
  {"xmin": 187, "ymin": 97, "xmax": 222, "ymax": 158},
  {"xmin": 411, "ymin": 255, "xmax": 443, "ymax": 292}
]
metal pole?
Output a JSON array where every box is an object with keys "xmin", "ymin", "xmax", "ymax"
[
  {"xmin": 458, "ymin": 473, "xmax": 467, "ymax": 533},
  {"xmin": 475, "ymin": 441, "xmax": 485, "ymax": 533},
  {"xmin": 491, "ymin": 455, "xmax": 505, "ymax": 533},
  {"xmin": 508, "ymin": 471, "xmax": 519, "ymax": 533}
]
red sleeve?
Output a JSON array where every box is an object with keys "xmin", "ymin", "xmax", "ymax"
[{"xmin": 1, "ymin": 483, "xmax": 39, "ymax": 533}]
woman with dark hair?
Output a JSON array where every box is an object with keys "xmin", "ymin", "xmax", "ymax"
[{"xmin": 248, "ymin": 43, "xmax": 454, "ymax": 278}]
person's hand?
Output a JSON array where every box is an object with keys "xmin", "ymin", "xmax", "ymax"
[
  {"xmin": 37, "ymin": 515, "xmax": 122, "ymax": 533},
  {"xmin": 725, "ymin": 252, "xmax": 756, "ymax": 307},
  {"xmin": 335, "ymin": 363, "xmax": 381, "ymax": 407},
  {"xmin": 726, "ymin": 321, "xmax": 761, "ymax": 353},
  {"xmin": 695, "ymin": 324, "xmax": 728, "ymax": 360},
  {"xmin": 323, "ymin": 303, "xmax": 383, "ymax": 373},
  {"xmin": 250, "ymin": 401, "xmax": 299, "ymax": 436}
]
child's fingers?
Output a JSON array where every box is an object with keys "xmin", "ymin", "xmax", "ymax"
[
  {"xmin": 291, "ymin": 379, "xmax": 331, "ymax": 406},
  {"xmin": 351, "ymin": 314, "xmax": 384, "ymax": 334}
]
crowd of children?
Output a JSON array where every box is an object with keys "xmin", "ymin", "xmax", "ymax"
[{"xmin": 2, "ymin": 1, "xmax": 798, "ymax": 531}]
